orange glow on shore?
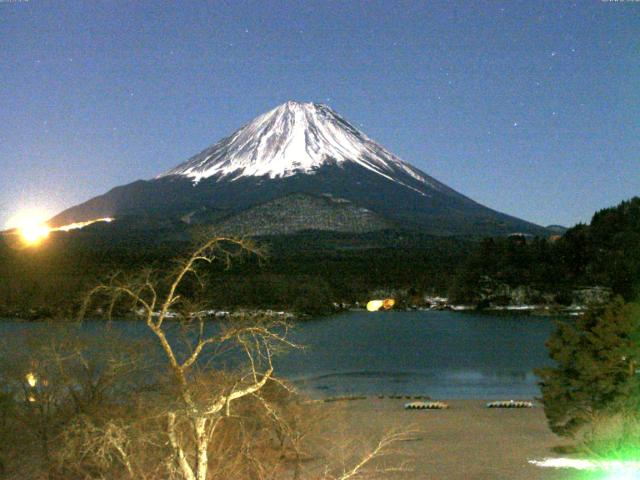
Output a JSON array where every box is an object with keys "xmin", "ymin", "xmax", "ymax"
[{"xmin": 366, "ymin": 299, "xmax": 396, "ymax": 312}]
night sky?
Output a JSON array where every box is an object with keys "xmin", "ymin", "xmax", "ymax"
[{"xmin": 1, "ymin": 0, "xmax": 638, "ymax": 228}]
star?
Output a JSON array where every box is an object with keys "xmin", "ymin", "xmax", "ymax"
[
  {"xmin": 513, "ymin": 122, "xmax": 519, "ymax": 127},
  {"xmin": 551, "ymin": 51, "xmax": 557, "ymax": 57}
]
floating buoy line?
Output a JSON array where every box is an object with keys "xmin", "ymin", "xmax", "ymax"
[
  {"xmin": 486, "ymin": 400, "xmax": 534, "ymax": 408},
  {"xmin": 404, "ymin": 401, "xmax": 449, "ymax": 410}
]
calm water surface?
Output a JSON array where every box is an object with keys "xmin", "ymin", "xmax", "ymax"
[
  {"xmin": 281, "ymin": 310, "xmax": 555, "ymax": 399},
  {"xmin": 0, "ymin": 310, "xmax": 557, "ymax": 399}
]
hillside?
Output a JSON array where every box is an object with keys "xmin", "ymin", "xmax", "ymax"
[{"xmin": 450, "ymin": 197, "xmax": 640, "ymax": 304}]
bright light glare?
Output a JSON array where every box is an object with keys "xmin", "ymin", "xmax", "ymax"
[
  {"xmin": 605, "ymin": 469, "xmax": 640, "ymax": 480},
  {"xmin": 5, "ymin": 212, "xmax": 114, "ymax": 247},
  {"xmin": 20, "ymin": 222, "xmax": 50, "ymax": 245},
  {"xmin": 367, "ymin": 300, "xmax": 385, "ymax": 312},
  {"xmin": 6, "ymin": 211, "xmax": 51, "ymax": 246},
  {"xmin": 530, "ymin": 458, "xmax": 640, "ymax": 478}
]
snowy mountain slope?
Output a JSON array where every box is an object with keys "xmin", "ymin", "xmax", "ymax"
[{"xmin": 50, "ymin": 101, "xmax": 548, "ymax": 237}]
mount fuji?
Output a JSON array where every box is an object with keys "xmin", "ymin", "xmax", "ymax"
[{"xmin": 50, "ymin": 101, "xmax": 547, "ymax": 237}]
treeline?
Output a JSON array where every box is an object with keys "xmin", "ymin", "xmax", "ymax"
[
  {"xmin": 449, "ymin": 197, "xmax": 640, "ymax": 304},
  {"xmin": 0, "ymin": 228, "xmax": 469, "ymax": 318},
  {"xmin": 2, "ymin": 197, "xmax": 638, "ymax": 318},
  {"xmin": 0, "ymin": 229, "xmax": 184, "ymax": 319}
]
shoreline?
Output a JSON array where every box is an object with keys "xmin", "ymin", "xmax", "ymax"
[
  {"xmin": 0, "ymin": 302, "xmax": 587, "ymax": 322},
  {"xmin": 0, "ymin": 303, "xmax": 583, "ymax": 322},
  {"xmin": 305, "ymin": 394, "xmax": 540, "ymax": 403}
]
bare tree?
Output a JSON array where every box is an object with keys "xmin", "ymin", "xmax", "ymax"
[
  {"xmin": 0, "ymin": 322, "xmax": 150, "ymax": 479},
  {"xmin": 330, "ymin": 429, "xmax": 415, "ymax": 480},
  {"xmin": 79, "ymin": 236, "xmax": 300, "ymax": 480},
  {"xmin": 304, "ymin": 412, "xmax": 416, "ymax": 480}
]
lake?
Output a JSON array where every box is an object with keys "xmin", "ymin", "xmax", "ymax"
[
  {"xmin": 0, "ymin": 310, "xmax": 557, "ymax": 399},
  {"xmin": 281, "ymin": 310, "xmax": 556, "ymax": 399}
]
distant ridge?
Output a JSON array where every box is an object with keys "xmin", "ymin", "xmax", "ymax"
[{"xmin": 546, "ymin": 225, "xmax": 568, "ymax": 234}]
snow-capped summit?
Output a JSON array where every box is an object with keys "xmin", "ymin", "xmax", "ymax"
[{"xmin": 160, "ymin": 101, "xmax": 438, "ymax": 194}]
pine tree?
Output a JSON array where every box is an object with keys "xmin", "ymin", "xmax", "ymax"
[{"xmin": 536, "ymin": 298, "xmax": 640, "ymax": 437}]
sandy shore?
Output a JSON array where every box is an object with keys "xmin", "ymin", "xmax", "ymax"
[{"xmin": 315, "ymin": 398, "xmax": 574, "ymax": 480}]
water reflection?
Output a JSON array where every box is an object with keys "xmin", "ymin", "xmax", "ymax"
[{"xmin": 0, "ymin": 310, "xmax": 557, "ymax": 399}]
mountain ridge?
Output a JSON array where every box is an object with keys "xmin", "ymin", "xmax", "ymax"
[{"xmin": 50, "ymin": 101, "xmax": 548, "ymax": 238}]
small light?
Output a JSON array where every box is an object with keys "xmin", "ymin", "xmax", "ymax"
[
  {"xmin": 26, "ymin": 372, "xmax": 37, "ymax": 387},
  {"xmin": 382, "ymin": 299, "xmax": 396, "ymax": 310}
]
